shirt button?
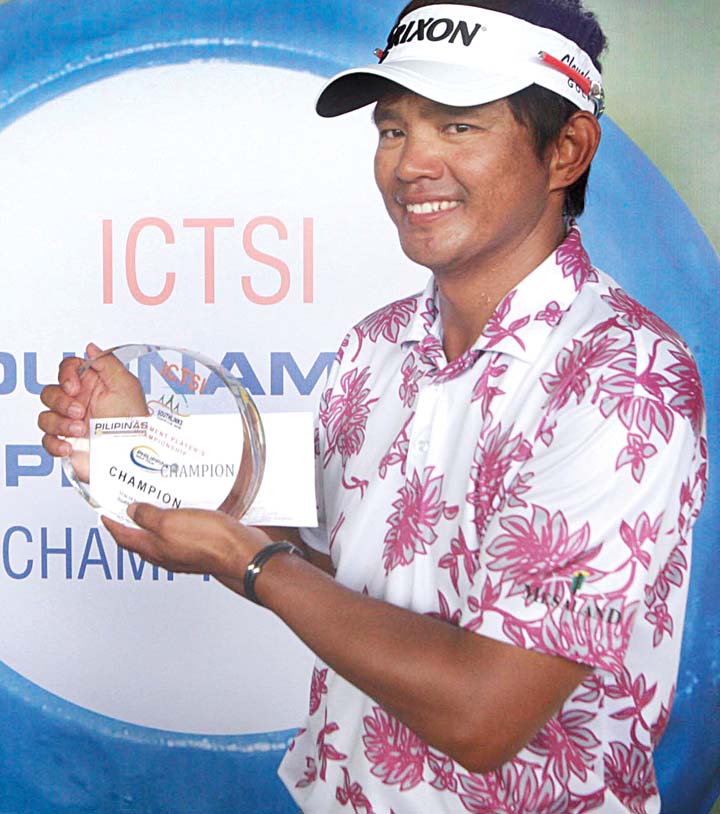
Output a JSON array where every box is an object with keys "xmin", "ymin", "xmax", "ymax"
[{"xmin": 417, "ymin": 440, "xmax": 429, "ymax": 453}]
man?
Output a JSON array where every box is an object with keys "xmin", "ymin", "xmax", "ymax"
[{"xmin": 39, "ymin": 1, "xmax": 707, "ymax": 811}]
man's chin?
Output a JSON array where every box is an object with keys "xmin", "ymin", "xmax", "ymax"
[{"xmin": 397, "ymin": 237, "xmax": 455, "ymax": 274}]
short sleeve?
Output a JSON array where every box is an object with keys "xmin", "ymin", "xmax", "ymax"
[
  {"xmin": 297, "ymin": 334, "xmax": 350, "ymax": 557},
  {"xmin": 460, "ymin": 394, "xmax": 701, "ymax": 675},
  {"xmin": 298, "ymin": 422, "xmax": 330, "ymax": 555}
]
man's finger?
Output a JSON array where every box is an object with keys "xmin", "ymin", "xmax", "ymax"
[
  {"xmin": 41, "ymin": 433, "xmax": 73, "ymax": 458},
  {"xmin": 40, "ymin": 383, "xmax": 85, "ymax": 417},
  {"xmin": 127, "ymin": 502, "xmax": 166, "ymax": 534},
  {"xmin": 101, "ymin": 514, "xmax": 159, "ymax": 559},
  {"xmin": 84, "ymin": 344, "xmax": 137, "ymax": 391},
  {"xmin": 57, "ymin": 356, "xmax": 84, "ymax": 397},
  {"xmin": 38, "ymin": 406, "xmax": 87, "ymax": 436}
]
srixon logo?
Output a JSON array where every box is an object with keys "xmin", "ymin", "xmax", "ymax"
[{"xmin": 383, "ymin": 16, "xmax": 484, "ymax": 58}]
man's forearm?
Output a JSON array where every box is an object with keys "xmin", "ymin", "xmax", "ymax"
[{"xmin": 230, "ymin": 547, "xmax": 589, "ymax": 774}]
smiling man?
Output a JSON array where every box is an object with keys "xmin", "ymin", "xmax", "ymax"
[{"xmin": 39, "ymin": 1, "xmax": 707, "ymax": 812}]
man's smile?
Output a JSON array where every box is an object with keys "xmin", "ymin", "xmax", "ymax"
[{"xmin": 401, "ymin": 199, "xmax": 462, "ymax": 215}]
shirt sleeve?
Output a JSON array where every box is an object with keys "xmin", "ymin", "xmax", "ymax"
[
  {"xmin": 297, "ymin": 333, "xmax": 351, "ymax": 557},
  {"xmin": 298, "ymin": 419, "xmax": 330, "ymax": 556},
  {"xmin": 459, "ymin": 394, "xmax": 703, "ymax": 675}
]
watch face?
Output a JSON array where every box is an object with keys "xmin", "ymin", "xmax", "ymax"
[{"xmin": 62, "ymin": 344, "xmax": 265, "ymax": 525}]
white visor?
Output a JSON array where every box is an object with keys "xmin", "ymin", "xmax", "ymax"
[{"xmin": 316, "ymin": 4, "xmax": 604, "ymax": 117}]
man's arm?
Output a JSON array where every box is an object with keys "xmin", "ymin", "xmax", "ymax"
[
  {"xmin": 237, "ymin": 542, "xmax": 588, "ymax": 774},
  {"xmin": 105, "ymin": 506, "xmax": 588, "ymax": 774}
]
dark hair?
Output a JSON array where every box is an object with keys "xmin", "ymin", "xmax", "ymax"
[{"xmin": 397, "ymin": 0, "xmax": 607, "ymax": 218}]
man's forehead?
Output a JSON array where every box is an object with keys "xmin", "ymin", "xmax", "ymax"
[{"xmin": 372, "ymin": 91, "xmax": 502, "ymax": 123}]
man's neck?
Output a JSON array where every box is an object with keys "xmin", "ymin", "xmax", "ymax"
[{"xmin": 436, "ymin": 222, "xmax": 567, "ymax": 362}]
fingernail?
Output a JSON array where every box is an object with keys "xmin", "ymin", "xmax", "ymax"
[
  {"xmin": 69, "ymin": 421, "xmax": 85, "ymax": 435},
  {"xmin": 126, "ymin": 503, "xmax": 137, "ymax": 519},
  {"xmin": 62, "ymin": 380, "xmax": 78, "ymax": 396},
  {"xmin": 68, "ymin": 404, "xmax": 83, "ymax": 419}
]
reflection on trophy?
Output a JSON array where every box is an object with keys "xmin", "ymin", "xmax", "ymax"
[{"xmin": 62, "ymin": 345, "xmax": 265, "ymax": 526}]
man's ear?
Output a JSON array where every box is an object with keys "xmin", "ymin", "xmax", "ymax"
[{"xmin": 549, "ymin": 110, "xmax": 601, "ymax": 192}]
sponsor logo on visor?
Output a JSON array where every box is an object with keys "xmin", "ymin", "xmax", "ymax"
[{"xmin": 382, "ymin": 16, "xmax": 485, "ymax": 59}]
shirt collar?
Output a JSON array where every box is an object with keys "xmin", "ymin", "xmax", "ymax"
[{"xmin": 401, "ymin": 224, "xmax": 598, "ymax": 363}]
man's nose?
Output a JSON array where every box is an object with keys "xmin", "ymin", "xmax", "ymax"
[{"xmin": 394, "ymin": 135, "xmax": 444, "ymax": 183}]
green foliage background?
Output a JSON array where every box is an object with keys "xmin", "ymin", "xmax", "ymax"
[{"xmin": 588, "ymin": 0, "xmax": 718, "ymax": 252}]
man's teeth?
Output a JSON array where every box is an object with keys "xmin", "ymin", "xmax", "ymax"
[{"xmin": 405, "ymin": 200, "xmax": 460, "ymax": 214}]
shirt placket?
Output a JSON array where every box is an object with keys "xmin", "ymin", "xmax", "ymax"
[
  {"xmin": 405, "ymin": 375, "xmax": 443, "ymax": 475},
  {"xmin": 403, "ymin": 342, "xmax": 483, "ymax": 475}
]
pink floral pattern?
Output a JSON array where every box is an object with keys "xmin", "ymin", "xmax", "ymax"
[
  {"xmin": 427, "ymin": 751, "xmax": 458, "ymax": 792},
  {"xmin": 352, "ymin": 296, "xmax": 417, "ymax": 361},
  {"xmin": 616, "ymin": 433, "xmax": 658, "ymax": 483},
  {"xmin": 428, "ymin": 589, "xmax": 463, "ymax": 627},
  {"xmin": 336, "ymin": 767, "xmax": 375, "ymax": 813},
  {"xmin": 604, "ymin": 742, "xmax": 658, "ymax": 814},
  {"xmin": 310, "ymin": 666, "xmax": 329, "ymax": 715},
  {"xmin": 320, "ymin": 367, "xmax": 378, "ymax": 469},
  {"xmin": 438, "ymin": 527, "xmax": 480, "ymax": 596},
  {"xmin": 295, "ymin": 756, "xmax": 317, "ymax": 789},
  {"xmin": 486, "ymin": 504, "xmax": 598, "ymax": 586},
  {"xmin": 482, "ymin": 289, "xmax": 531, "ymax": 351},
  {"xmin": 317, "ymin": 710, "xmax": 347, "ymax": 781},
  {"xmin": 362, "ymin": 707, "xmax": 428, "ymax": 791},
  {"xmin": 378, "ymin": 416, "xmax": 412, "ymax": 480},
  {"xmin": 399, "ymin": 353, "xmax": 422, "ymax": 407},
  {"xmin": 619, "ymin": 512, "xmax": 661, "ymax": 570},
  {"xmin": 383, "ymin": 468, "xmax": 459, "ymax": 573},
  {"xmin": 466, "ymin": 422, "xmax": 532, "ymax": 536},
  {"xmin": 536, "ymin": 299, "xmax": 565, "ymax": 326},
  {"xmin": 541, "ymin": 330, "xmax": 625, "ymax": 414},
  {"xmin": 470, "ymin": 358, "xmax": 508, "ymax": 419},
  {"xmin": 279, "ymin": 226, "xmax": 706, "ymax": 814},
  {"xmin": 555, "ymin": 226, "xmax": 599, "ymax": 290},
  {"xmin": 526, "ymin": 598, "xmax": 640, "ymax": 674},
  {"xmin": 602, "ymin": 287, "xmax": 682, "ymax": 346},
  {"xmin": 666, "ymin": 348, "xmax": 705, "ymax": 435},
  {"xmin": 527, "ymin": 710, "xmax": 600, "ymax": 783}
]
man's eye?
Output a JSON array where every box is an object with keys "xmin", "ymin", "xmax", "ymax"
[
  {"xmin": 445, "ymin": 123, "xmax": 474, "ymax": 134},
  {"xmin": 379, "ymin": 128, "xmax": 404, "ymax": 140}
]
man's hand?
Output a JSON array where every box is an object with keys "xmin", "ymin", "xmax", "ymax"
[
  {"xmin": 101, "ymin": 504, "xmax": 270, "ymax": 585},
  {"xmin": 38, "ymin": 343, "xmax": 147, "ymax": 459}
]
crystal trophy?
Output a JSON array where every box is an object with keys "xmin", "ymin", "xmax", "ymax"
[{"xmin": 61, "ymin": 344, "xmax": 265, "ymax": 526}]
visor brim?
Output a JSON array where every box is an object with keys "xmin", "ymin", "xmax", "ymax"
[{"xmin": 316, "ymin": 61, "xmax": 532, "ymax": 118}]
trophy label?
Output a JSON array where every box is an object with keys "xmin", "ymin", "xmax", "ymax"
[{"xmin": 89, "ymin": 413, "xmax": 244, "ymax": 525}]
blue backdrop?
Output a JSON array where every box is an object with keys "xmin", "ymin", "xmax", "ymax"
[{"xmin": 0, "ymin": 1, "xmax": 718, "ymax": 812}]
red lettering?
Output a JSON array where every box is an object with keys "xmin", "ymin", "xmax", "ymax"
[
  {"xmin": 241, "ymin": 217, "xmax": 290, "ymax": 305},
  {"xmin": 102, "ymin": 219, "xmax": 114, "ymax": 304},
  {"xmin": 126, "ymin": 218, "xmax": 176, "ymax": 306},
  {"xmin": 183, "ymin": 218, "xmax": 235, "ymax": 304},
  {"xmin": 303, "ymin": 217, "xmax": 314, "ymax": 304},
  {"xmin": 103, "ymin": 216, "xmax": 314, "ymax": 306},
  {"xmin": 162, "ymin": 362, "xmax": 180, "ymax": 383}
]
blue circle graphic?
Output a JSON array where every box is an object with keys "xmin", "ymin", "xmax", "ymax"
[{"xmin": 1, "ymin": 2, "xmax": 718, "ymax": 812}]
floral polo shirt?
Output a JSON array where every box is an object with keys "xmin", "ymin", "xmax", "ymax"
[{"xmin": 278, "ymin": 225, "xmax": 708, "ymax": 814}]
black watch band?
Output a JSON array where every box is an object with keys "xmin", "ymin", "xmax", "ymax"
[{"xmin": 243, "ymin": 541, "xmax": 305, "ymax": 607}]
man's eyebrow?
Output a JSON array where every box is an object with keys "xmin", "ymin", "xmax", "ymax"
[
  {"xmin": 372, "ymin": 105, "xmax": 399, "ymax": 126},
  {"xmin": 419, "ymin": 101, "xmax": 492, "ymax": 118},
  {"xmin": 372, "ymin": 99, "xmax": 493, "ymax": 125}
]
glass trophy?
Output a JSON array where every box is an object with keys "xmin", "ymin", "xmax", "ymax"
[{"xmin": 61, "ymin": 344, "xmax": 265, "ymax": 526}]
